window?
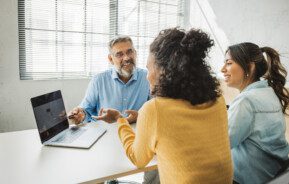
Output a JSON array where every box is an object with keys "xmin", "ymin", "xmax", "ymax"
[{"xmin": 18, "ymin": 0, "xmax": 185, "ymax": 80}]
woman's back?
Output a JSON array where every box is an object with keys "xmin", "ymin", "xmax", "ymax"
[
  {"xmin": 114, "ymin": 28, "xmax": 233, "ymax": 184},
  {"xmin": 145, "ymin": 96, "xmax": 232, "ymax": 183}
]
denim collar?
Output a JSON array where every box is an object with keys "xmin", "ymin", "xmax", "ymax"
[{"xmin": 242, "ymin": 80, "xmax": 268, "ymax": 93}]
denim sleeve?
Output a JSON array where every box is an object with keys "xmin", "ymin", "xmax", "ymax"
[
  {"xmin": 228, "ymin": 98, "xmax": 254, "ymax": 148},
  {"xmin": 79, "ymin": 77, "xmax": 99, "ymax": 122}
]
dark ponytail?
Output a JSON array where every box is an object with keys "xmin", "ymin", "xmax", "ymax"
[
  {"xmin": 261, "ymin": 47, "xmax": 289, "ymax": 114},
  {"xmin": 228, "ymin": 42, "xmax": 289, "ymax": 114}
]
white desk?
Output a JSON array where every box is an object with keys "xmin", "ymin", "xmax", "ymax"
[{"xmin": 0, "ymin": 122, "xmax": 157, "ymax": 184}]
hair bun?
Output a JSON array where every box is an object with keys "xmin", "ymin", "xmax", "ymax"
[{"xmin": 180, "ymin": 29, "xmax": 214, "ymax": 58}]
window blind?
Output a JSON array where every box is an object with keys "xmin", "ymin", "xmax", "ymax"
[{"xmin": 18, "ymin": 0, "xmax": 185, "ymax": 80}]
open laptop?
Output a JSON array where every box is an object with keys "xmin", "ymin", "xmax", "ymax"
[{"xmin": 31, "ymin": 90, "xmax": 106, "ymax": 149}]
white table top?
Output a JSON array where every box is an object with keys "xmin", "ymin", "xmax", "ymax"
[{"xmin": 0, "ymin": 121, "xmax": 157, "ymax": 184}]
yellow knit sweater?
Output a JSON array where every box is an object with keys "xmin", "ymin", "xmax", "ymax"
[{"xmin": 117, "ymin": 96, "xmax": 233, "ymax": 184}]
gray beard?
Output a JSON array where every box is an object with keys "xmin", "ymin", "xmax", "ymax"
[{"xmin": 116, "ymin": 66, "xmax": 136, "ymax": 78}]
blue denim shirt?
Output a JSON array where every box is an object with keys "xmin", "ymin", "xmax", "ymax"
[
  {"xmin": 80, "ymin": 67, "xmax": 150, "ymax": 122},
  {"xmin": 228, "ymin": 80, "xmax": 289, "ymax": 184}
]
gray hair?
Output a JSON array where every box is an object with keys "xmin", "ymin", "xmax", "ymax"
[{"xmin": 108, "ymin": 35, "xmax": 134, "ymax": 53}]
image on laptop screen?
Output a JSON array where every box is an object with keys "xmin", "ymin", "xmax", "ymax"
[
  {"xmin": 34, "ymin": 98, "xmax": 66, "ymax": 133},
  {"xmin": 31, "ymin": 90, "xmax": 69, "ymax": 142}
]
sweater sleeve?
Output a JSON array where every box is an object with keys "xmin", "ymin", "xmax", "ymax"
[{"xmin": 117, "ymin": 99, "xmax": 157, "ymax": 168}]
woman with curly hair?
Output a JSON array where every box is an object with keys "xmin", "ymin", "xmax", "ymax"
[
  {"xmin": 221, "ymin": 42, "xmax": 289, "ymax": 184},
  {"xmin": 97, "ymin": 28, "xmax": 233, "ymax": 183}
]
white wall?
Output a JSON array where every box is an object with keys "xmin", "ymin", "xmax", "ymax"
[
  {"xmin": 189, "ymin": 0, "xmax": 289, "ymax": 78},
  {"xmin": 1, "ymin": 0, "xmax": 289, "ymax": 132}
]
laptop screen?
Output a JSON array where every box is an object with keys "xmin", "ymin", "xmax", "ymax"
[{"xmin": 31, "ymin": 90, "xmax": 69, "ymax": 143}]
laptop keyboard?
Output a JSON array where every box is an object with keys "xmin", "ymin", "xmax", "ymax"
[{"xmin": 52, "ymin": 128, "xmax": 87, "ymax": 143}]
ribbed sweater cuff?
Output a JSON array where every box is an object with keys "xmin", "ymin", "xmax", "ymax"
[{"xmin": 117, "ymin": 117, "xmax": 129, "ymax": 125}]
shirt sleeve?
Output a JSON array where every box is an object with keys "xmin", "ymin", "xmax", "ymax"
[
  {"xmin": 228, "ymin": 97, "xmax": 254, "ymax": 148},
  {"xmin": 79, "ymin": 77, "xmax": 99, "ymax": 122},
  {"xmin": 117, "ymin": 100, "xmax": 157, "ymax": 168}
]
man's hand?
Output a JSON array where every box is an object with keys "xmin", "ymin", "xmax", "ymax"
[
  {"xmin": 125, "ymin": 110, "xmax": 138, "ymax": 124},
  {"xmin": 67, "ymin": 107, "xmax": 85, "ymax": 125},
  {"xmin": 95, "ymin": 108, "xmax": 122, "ymax": 123}
]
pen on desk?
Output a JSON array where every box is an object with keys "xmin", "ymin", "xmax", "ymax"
[
  {"xmin": 68, "ymin": 112, "xmax": 81, "ymax": 119},
  {"xmin": 68, "ymin": 114, "xmax": 75, "ymax": 119}
]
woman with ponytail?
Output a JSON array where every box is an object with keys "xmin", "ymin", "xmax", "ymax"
[{"xmin": 221, "ymin": 42, "xmax": 289, "ymax": 184}]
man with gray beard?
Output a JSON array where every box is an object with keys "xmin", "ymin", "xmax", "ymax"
[
  {"xmin": 68, "ymin": 36, "xmax": 159, "ymax": 184},
  {"xmin": 68, "ymin": 36, "xmax": 150, "ymax": 124}
]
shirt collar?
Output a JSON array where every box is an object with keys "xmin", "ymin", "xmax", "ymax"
[
  {"xmin": 242, "ymin": 80, "xmax": 268, "ymax": 93},
  {"xmin": 111, "ymin": 68, "xmax": 119, "ymax": 79},
  {"xmin": 111, "ymin": 67, "xmax": 138, "ymax": 82}
]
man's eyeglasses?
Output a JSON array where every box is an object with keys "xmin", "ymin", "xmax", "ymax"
[{"xmin": 112, "ymin": 49, "xmax": 135, "ymax": 59}]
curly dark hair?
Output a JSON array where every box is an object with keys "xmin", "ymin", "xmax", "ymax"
[{"xmin": 150, "ymin": 27, "xmax": 221, "ymax": 105}]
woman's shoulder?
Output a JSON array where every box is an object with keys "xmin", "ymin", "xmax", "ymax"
[
  {"xmin": 140, "ymin": 98, "xmax": 157, "ymax": 112},
  {"xmin": 151, "ymin": 96, "xmax": 226, "ymax": 110},
  {"xmin": 141, "ymin": 97, "xmax": 184, "ymax": 112},
  {"xmin": 232, "ymin": 88, "xmax": 281, "ymax": 112},
  {"xmin": 143, "ymin": 97, "xmax": 172, "ymax": 107},
  {"xmin": 242, "ymin": 86, "xmax": 276, "ymax": 102},
  {"xmin": 154, "ymin": 97, "xmax": 188, "ymax": 106},
  {"xmin": 215, "ymin": 95, "xmax": 226, "ymax": 105}
]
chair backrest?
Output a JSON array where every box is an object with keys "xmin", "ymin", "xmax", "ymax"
[{"xmin": 267, "ymin": 168, "xmax": 289, "ymax": 184}]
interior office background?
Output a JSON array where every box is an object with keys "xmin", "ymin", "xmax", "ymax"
[{"xmin": 0, "ymin": 0, "xmax": 289, "ymax": 134}]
